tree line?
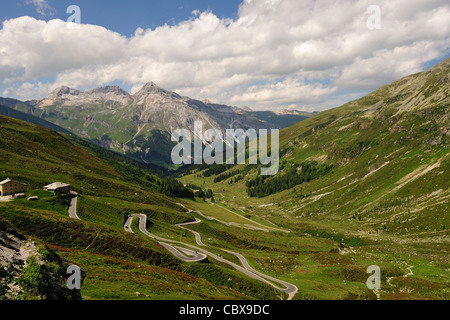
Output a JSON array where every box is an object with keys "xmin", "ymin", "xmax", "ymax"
[
  {"xmin": 158, "ymin": 178, "xmax": 195, "ymax": 199},
  {"xmin": 246, "ymin": 161, "xmax": 334, "ymax": 198}
]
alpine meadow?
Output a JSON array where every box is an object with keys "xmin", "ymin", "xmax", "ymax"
[{"xmin": 0, "ymin": 0, "xmax": 449, "ymax": 309}]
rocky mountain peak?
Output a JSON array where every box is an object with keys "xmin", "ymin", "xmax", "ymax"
[
  {"xmin": 49, "ymin": 86, "xmax": 81, "ymax": 98},
  {"xmin": 132, "ymin": 82, "xmax": 182, "ymax": 103},
  {"xmin": 139, "ymin": 82, "xmax": 163, "ymax": 93},
  {"xmin": 40, "ymin": 85, "xmax": 131, "ymax": 107},
  {"xmin": 86, "ymin": 85, "xmax": 130, "ymax": 97}
]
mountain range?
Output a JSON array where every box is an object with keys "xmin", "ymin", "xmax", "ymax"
[
  {"xmin": 1, "ymin": 83, "xmax": 314, "ymax": 167},
  {"xmin": 0, "ymin": 58, "xmax": 448, "ymax": 301}
]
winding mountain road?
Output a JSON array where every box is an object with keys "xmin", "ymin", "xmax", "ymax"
[
  {"xmin": 68, "ymin": 191, "xmax": 80, "ymax": 220},
  {"xmin": 67, "ymin": 195, "xmax": 297, "ymax": 298},
  {"xmin": 124, "ymin": 214, "xmax": 207, "ymax": 262},
  {"xmin": 176, "ymin": 219, "xmax": 206, "ymax": 247},
  {"xmin": 124, "ymin": 213, "xmax": 298, "ymax": 300},
  {"xmin": 159, "ymin": 242, "xmax": 208, "ymax": 263},
  {"xmin": 213, "ymin": 203, "xmax": 290, "ymax": 233},
  {"xmin": 222, "ymin": 249, "xmax": 298, "ymax": 300}
]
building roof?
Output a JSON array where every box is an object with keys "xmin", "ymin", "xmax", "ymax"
[
  {"xmin": 0, "ymin": 178, "xmax": 27, "ymax": 186},
  {"xmin": 44, "ymin": 182, "xmax": 71, "ymax": 190}
]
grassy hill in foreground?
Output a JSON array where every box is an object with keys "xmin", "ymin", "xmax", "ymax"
[
  {"xmin": 0, "ymin": 115, "xmax": 280, "ymax": 300},
  {"xmin": 179, "ymin": 59, "xmax": 450, "ymax": 300}
]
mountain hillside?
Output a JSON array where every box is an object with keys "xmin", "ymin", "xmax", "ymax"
[
  {"xmin": 0, "ymin": 115, "xmax": 284, "ymax": 300},
  {"xmin": 249, "ymin": 110, "xmax": 318, "ymax": 128},
  {"xmin": 5, "ymin": 83, "xmax": 314, "ymax": 168},
  {"xmin": 0, "ymin": 101, "xmax": 74, "ymax": 136},
  {"xmin": 178, "ymin": 58, "xmax": 450, "ymax": 300}
]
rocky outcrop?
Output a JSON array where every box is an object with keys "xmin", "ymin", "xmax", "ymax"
[
  {"xmin": 39, "ymin": 85, "xmax": 131, "ymax": 107},
  {"xmin": 0, "ymin": 220, "xmax": 84, "ymax": 300}
]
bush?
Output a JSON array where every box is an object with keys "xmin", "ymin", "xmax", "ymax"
[
  {"xmin": 17, "ymin": 257, "xmax": 52, "ymax": 299},
  {"xmin": 52, "ymin": 193, "xmax": 71, "ymax": 207}
]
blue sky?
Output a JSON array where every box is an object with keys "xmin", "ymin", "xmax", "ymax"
[
  {"xmin": 0, "ymin": 0, "xmax": 449, "ymax": 111},
  {"xmin": 1, "ymin": 0, "xmax": 243, "ymax": 36}
]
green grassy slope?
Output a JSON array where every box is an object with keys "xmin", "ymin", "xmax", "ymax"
[
  {"xmin": 179, "ymin": 59, "xmax": 450, "ymax": 300},
  {"xmin": 248, "ymin": 111, "xmax": 315, "ymax": 128},
  {"xmin": 0, "ymin": 103, "xmax": 74, "ymax": 136},
  {"xmin": 274, "ymin": 58, "xmax": 449, "ymax": 231},
  {"xmin": 0, "ymin": 114, "xmax": 166, "ymax": 203},
  {"xmin": 0, "ymin": 115, "xmax": 280, "ymax": 300}
]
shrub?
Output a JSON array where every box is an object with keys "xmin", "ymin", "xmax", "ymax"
[{"xmin": 17, "ymin": 257, "xmax": 52, "ymax": 299}]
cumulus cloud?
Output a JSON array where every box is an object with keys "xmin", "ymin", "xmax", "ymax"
[
  {"xmin": 230, "ymin": 79, "xmax": 337, "ymax": 106},
  {"xmin": 1, "ymin": 0, "xmax": 449, "ymax": 111}
]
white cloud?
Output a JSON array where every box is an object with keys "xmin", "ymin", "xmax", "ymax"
[
  {"xmin": 230, "ymin": 79, "xmax": 337, "ymax": 107},
  {"xmin": 1, "ymin": 0, "xmax": 449, "ymax": 111}
]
